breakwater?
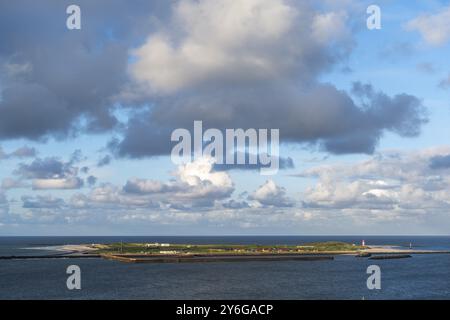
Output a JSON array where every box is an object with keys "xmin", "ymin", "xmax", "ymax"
[
  {"xmin": 0, "ymin": 254, "xmax": 101, "ymax": 260},
  {"xmin": 101, "ymin": 254, "xmax": 335, "ymax": 263},
  {"xmin": 369, "ymin": 254, "xmax": 412, "ymax": 260}
]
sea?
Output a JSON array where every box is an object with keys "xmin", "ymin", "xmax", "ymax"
[{"xmin": 0, "ymin": 236, "xmax": 449, "ymax": 300}]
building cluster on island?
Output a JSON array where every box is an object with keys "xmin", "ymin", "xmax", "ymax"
[{"xmin": 145, "ymin": 243, "xmax": 170, "ymax": 247}]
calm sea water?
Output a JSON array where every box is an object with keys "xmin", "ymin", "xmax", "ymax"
[{"xmin": 0, "ymin": 236, "xmax": 449, "ymax": 300}]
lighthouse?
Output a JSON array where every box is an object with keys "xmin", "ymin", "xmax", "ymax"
[{"xmin": 362, "ymin": 240, "xmax": 366, "ymax": 246}]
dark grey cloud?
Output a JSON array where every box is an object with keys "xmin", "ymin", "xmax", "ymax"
[
  {"xmin": 14, "ymin": 154, "xmax": 85, "ymax": 190},
  {"xmin": 214, "ymin": 153, "xmax": 294, "ymax": 172},
  {"xmin": 87, "ymin": 175, "xmax": 98, "ymax": 186},
  {"xmin": 0, "ymin": 146, "xmax": 37, "ymax": 159},
  {"xmin": 223, "ymin": 200, "xmax": 250, "ymax": 209},
  {"xmin": 113, "ymin": 82, "xmax": 427, "ymax": 157},
  {"xmin": 0, "ymin": 0, "xmax": 169, "ymax": 140},
  {"xmin": 109, "ymin": 120, "xmax": 173, "ymax": 158},
  {"xmin": 430, "ymin": 154, "xmax": 450, "ymax": 169},
  {"xmin": 15, "ymin": 157, "xmax": 76, "ymax": 179},
  {"xmin": 80, "ymin": 166, "xmax": 90, "ymax": 174},
  {"xmin": 97, "ymin": 155, "xmax": 112, "ymax": 167},
  {"xmin": 350, "ymin": 82, "xmax": 426, "ymax": 142},
  {"xmin": 8, "ymin": 146, "xmax": 37, "ymax": 158},
  {"xmin": 22, "ymin": 195, "xmax": 65, "ymax": 209},
  {"xmin": 69, "ymin": 149, "xmax": 84, "ymax": 165}
]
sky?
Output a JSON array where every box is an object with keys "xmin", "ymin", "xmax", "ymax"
[{"xmin": 1, "ymin": 0, "xmax": 450, "ymax": 235}]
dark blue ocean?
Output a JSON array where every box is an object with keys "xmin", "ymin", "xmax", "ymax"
[{"xmin": 0, "ymin": 236, "xmax": 449, "ymax": 300}]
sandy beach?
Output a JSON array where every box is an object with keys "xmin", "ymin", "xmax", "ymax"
[{"xmin": 58, "ymin": 244, "xmax": 98, "ymax": 254}]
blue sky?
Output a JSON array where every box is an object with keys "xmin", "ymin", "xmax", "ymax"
[{"xmin": 1, "ymin": 0, "xmax": 450, "ymax": 235}]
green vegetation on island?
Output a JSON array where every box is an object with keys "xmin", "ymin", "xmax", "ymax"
[{"xmin": 94, "ymin": 241, "xmax": 366, "ymax": 256}]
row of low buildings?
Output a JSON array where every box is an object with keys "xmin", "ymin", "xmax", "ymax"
[{"xmin": 145, "ymin": 243, "xmax": 170, "ymax": 247}]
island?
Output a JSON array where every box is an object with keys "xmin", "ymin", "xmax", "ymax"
[
  {"xmin": 95, "ymin": 241, "xmax": 363, "ymax": 263},
  {"xmin": 2, "ymin": 241, "xmax": 449, "ymax": 262},
  {"xmin": 85, "ymin": 241, "xmax": 450, "ymax": 263}
]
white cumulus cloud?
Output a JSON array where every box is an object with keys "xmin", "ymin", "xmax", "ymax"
[{"xmin": 406, "ymin": 6, "xmax": 450, "ymax": 46}]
